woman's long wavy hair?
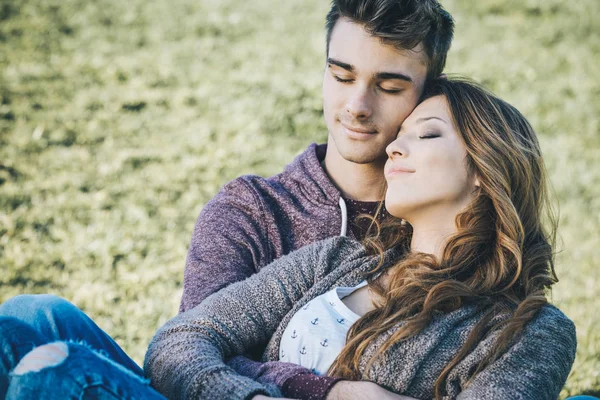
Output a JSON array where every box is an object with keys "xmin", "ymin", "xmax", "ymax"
[{"xmin": 328, "ymin": 77, "xmax": 558, "ymax": 398}]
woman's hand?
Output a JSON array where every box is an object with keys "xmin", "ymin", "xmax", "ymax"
[{"xmin": 327, "ymin": 381, "xmax": 418, "ymax": 400}]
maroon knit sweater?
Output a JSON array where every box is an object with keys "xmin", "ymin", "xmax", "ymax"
[{"xmin": 179, "ymin": 143, "xmax": 382, "ymax": 399}]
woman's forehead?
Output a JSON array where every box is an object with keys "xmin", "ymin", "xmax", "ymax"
[{"xmin": 404, "ymin": 96, "xmax": 450, "ymax": 125}]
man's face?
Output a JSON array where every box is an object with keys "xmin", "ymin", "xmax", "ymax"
[{"xmin": 323, "ymin": 18, "xmax": 428, "ymax": 165}]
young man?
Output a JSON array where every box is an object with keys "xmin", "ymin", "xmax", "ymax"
[
  {"xmin": 178, "ymin": 1, "xmax": 454, "ymax": 399},
  {"xmin": 0, "ymin": 1, "xmax": 454, "ymax": 399}
]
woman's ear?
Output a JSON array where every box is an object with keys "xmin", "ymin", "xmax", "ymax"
[{"xmin": 473, "ymin": 175, "xmax": 481, "ymax": 187}]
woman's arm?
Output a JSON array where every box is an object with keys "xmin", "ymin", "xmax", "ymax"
[
  {"xmin": 457, "ymin": 305, "xmax": 577, "ymax": 400},
  {"xmin": 144, "ymin": 237, "xmax": 355, "ymax": 400}
]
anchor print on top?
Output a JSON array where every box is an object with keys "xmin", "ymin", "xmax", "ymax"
[
  {"xmin": 300, "ymin": 346, "xmax": 307, "ymax": 355},
  {"xmin": 281, "ymin": 350, "xmax": 285, "ymax": 358},
  {"xmin": 311, "ymin": 318, "xmax": 319, "ymax": 325},
  {"xmin": 302, "ymin": 303, "xmax": 310, "ymax": 310},
  {"xmin": 291, "ymin": 330, "xmax": 298, "ymax": 339},
  {"xmin": 320, "ymin": 339, "xmax": 329, "ymax": 347},
  {"xmin": 337, "ymin": 318, "xmax": 345, "ymax": 324},
  {"xmin": 329, "ymin": 301, "xmax": 336, "ymax": 307}
]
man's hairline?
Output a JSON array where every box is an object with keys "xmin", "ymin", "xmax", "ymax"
[{"xmin": 325, "ymin": 17, "xmax": 432, "ymax": 74}]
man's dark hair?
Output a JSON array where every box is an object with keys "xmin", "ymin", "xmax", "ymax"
[{"xmin": 325, "ymin": 0, "xmax": 454, "ymax": 79}]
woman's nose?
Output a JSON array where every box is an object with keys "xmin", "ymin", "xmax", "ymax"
[{"xmin": 386, "ymin": 135, "xmax": 408, "ymax": 159}]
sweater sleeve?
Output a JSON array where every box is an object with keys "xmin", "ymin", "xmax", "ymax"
[
  {"xmin": 179, "ymin": 177, "xmax": 271, "ymax": 313},
  {"xmin": 145, "ymin": 237, "xmax": 350, "ymax": 400},
  {"xmin": 180, "ymin": 177, "xmax": 343, "ymax": 397},
  {"xmin": 456, "ymin": 306, "xmax": 577, "ymax": 400},
  {"xmin": 226, "ymin": 357, "xmax": 343, "ymax": 400}
]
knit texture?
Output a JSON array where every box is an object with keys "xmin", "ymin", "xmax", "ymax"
[
  {"xmin": 180, "ymin": 143, "xmax": 343, "ymax": 313},
  {"xmin": 179, "ymin": 143, "xmax": 378, "ymax": 398},
  {"xmin": 145, "ymin": 237, "xmax": 577, "ymax": 400}
]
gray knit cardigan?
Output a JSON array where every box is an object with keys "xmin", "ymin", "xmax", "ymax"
[{"xmin": 144, "ymin": 237, "xmax": 577, "ymax": 400}]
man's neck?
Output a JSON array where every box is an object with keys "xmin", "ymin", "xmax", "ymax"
[{"xmin": 321, "ymin": 142, "xmax": 387, "ymax": 202}]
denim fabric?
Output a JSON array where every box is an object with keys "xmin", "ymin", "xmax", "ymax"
[
  {"xmin": 0, "ymin": 295, "xmax": 142, "ymax": 376},
  {"xmin": 566, "ymin": 397, "xmax": 600, "ymax": 400},
  {"xmin": 0, "ymin": 296, "xmax": 166, "ymax": 400},
  {"xmin": 6, "ymin": 341, "xmax": 165, "ymax": 400},
  {"xmin": 0, "ymin": 317, "xmax": 46, "ymax": 398}
]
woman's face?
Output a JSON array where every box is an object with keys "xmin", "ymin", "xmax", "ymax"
[{"xmin": 384, "ymin": 95, "xmax": 478, "ymax": 225}]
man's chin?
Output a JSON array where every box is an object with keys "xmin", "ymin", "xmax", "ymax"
[
  {"xmin": 337, "ymin": 149, "xmax": 387, "ymax": 165},
  {"xmin": 328, "ymin": 133, "xmax": 388, "ymax": 165}
]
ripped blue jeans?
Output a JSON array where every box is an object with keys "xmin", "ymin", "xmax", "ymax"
[{"xmin": 0, "ymin": 295, "xmax": 165, "ymax": 399}]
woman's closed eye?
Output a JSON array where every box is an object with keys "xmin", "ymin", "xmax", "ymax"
[{"xmin": 419, "ymin": 132, "xmax": 441, "ymax": 139}]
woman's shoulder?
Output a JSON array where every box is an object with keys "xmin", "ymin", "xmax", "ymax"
[
  {"xmin": 482, "ymin": 303, "xmax": 577, "ymax": 367},
  {"xmin": 526, "ymin": 304, "xmax": 576, "ymax": 344},
  {"xmin": 447, "ymin": 302, "xmax": 577, "ymax": 357},
  {"xmin": 535, "ymin": 304, "xmax": 574, "ymax": 324}
]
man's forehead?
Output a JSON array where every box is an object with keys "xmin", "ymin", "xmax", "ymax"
[{"xmin": 328, "ymin": 18, "xmax": 428, "ymax": 74}]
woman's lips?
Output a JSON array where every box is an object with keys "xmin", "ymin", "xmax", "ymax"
[{"xmin": 386, "ymin": 166, "xmax": 416, "ymax": 177}]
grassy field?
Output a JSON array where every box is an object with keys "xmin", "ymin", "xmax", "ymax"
[{"xmin": 1, "ymin": 0, "xmax": 598, "ymax": 396}]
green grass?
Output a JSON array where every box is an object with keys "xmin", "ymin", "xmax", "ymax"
[{"xmin": 1, "ymin": 0, "xmax": 598, "ymax": 396}]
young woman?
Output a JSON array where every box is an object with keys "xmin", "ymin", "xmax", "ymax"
[
  {"xmin": 0, "ymin": 78, "xmax": 577, "ymax": 400},
  {"xmin": 144, "ymin": 78, "xmax": 576, "ymax": 400}
]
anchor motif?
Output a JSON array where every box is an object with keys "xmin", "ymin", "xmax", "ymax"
[
  {"xmin": 291, "ymin": 330, "xmax": 298, "ymax": 339},
  {"xmin": 329, "ymin": 301, "xmax": 336, "ymax": 307},
  {"xmin": 303, "ymin": 304, "xmax": 310, "ymax": 310},
  {"xmin": 281, "ymin": 350, "xmax": 285, "ymax": 358},
  {"xmin": 299, "ymin": 346, "xmax": 307, "ymax": 355},
  {"xmin": 311, "ymin": 318, "xmax": 319, "ymax": 325},
  {"xmin": 337, "ymin": 318, "xmax": 345, "ymax": 324},
  {"xmin": 320, "ymin": 339, "xmax": 329, "ymax": 347}
]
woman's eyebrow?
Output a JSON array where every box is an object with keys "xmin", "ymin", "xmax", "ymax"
[{"xmin": 416, "ymin": 116, "xmax": 448, "ymax": 125}]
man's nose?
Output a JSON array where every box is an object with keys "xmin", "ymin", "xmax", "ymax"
[{"xmin": 345, "ymin": 86, "xmax": 373, "ymax": 120}]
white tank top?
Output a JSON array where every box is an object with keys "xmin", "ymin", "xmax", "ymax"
[{"xmin": 278, "ymin": 281, "xmax": 367, "ymax": 375}]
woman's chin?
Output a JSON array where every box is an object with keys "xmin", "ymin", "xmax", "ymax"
[{"xmin": 385, "ymin": 206, "xmax": 411, "ymax": 222}]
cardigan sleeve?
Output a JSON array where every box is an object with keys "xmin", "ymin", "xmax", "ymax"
[
  {"xmin": 144, "ymin": 237, "xmax": 353, "ymax": 400},
  {"xmin": 456, "ymin": 305, "xmax": 577, "ymax": 400}
]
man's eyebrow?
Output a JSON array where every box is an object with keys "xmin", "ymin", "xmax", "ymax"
[
  {"xmin": 327, "ymin": 57, "xmax": 413, "ymax": 83},
  {"xmin": 327, "ymin": 58, "xmax": 354, "ymax": 72},
  {"xmin": 416, "ymin": 116, "xmax": 448, "ymax": 124},
  {"xmin": 375, "ymin": 72, "xmax": 413, "ymax": 83}
]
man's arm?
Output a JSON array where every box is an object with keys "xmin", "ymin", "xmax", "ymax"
[
  {"xmin": 146, "ymin": 237, "xmax": 348, "ymax": 399},
  {"xmin": 178, "ymin": 178, "xmax": 410, "ymax": 400},
  {"xmin": 179, "ymin": 177, "xmax": 271, "ymax": 312},
  {"xmin": 178, "ymin": 177, "xmax": 345, "ymax": 397}
]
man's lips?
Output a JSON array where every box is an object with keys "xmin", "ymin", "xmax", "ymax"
[{"xmin": 340, "ymin": 121, "xmax": 377, "ymax": 135}]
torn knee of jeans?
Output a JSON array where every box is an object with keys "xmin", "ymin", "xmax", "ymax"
[{"xmin": 12, "ymin": 342, "xmax": 69, "ymax": 375}]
